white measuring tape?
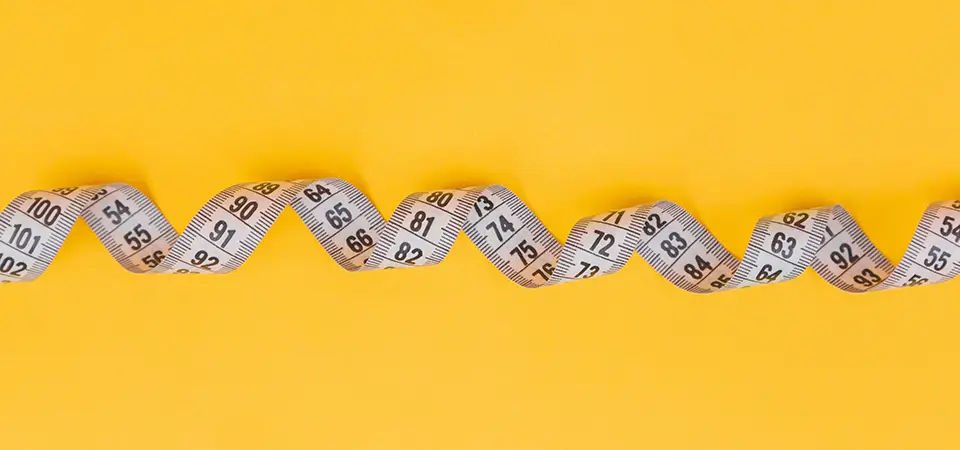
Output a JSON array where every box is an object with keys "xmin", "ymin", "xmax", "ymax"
[{"xmin": 0, "ymin": 179, "xmax": 956, "ymax": 292}]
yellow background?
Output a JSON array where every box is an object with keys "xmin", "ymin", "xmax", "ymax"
[{"xmin": 1, "ymin": 1, "xmax": 959, "ymax": 449}]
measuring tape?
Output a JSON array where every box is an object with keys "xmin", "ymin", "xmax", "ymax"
[{"xmin": 0, "ymin": 179, "xmax": 956, "ymax": 292}]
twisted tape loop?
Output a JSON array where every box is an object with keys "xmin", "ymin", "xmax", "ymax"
[{"xmin": 0, "ymin": 179, "xmax": 954, "ymax": 292}]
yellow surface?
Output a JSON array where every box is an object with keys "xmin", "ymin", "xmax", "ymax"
[{"xmin": 1, "ymin": 1, "xmax": 959, "ymax": 449}]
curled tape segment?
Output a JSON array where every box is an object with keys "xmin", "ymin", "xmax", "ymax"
[{"xmin": 0, "ymin": 179, "xmax": 956, "ymax": 292}]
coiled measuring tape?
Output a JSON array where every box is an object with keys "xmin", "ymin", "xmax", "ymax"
[{"xmin": 0, "ymin": 179, "xmax": 956, "ymax": 292}]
